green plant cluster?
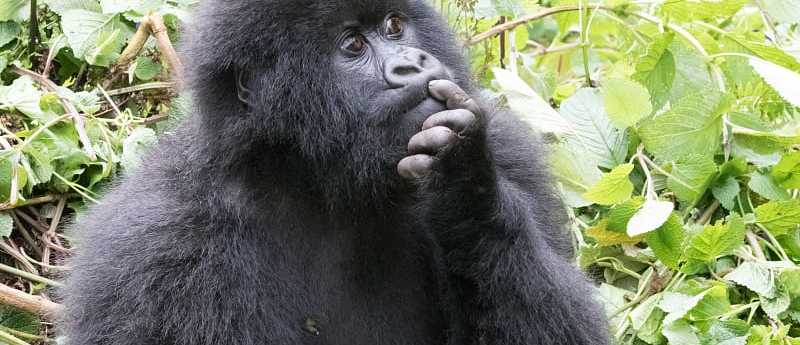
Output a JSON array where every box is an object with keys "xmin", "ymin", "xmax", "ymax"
[
  {"xmin": 0, "ymin": 0, "xmax": 193, "ymax": 343},
  {"xmin": 436, "ymin": 0, "xmax": 800, "ymax": 344}
]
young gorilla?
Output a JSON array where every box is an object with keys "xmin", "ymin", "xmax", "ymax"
[{"xmin": 60, "ymin": 0, "xmax": 609, "ymax": 344}]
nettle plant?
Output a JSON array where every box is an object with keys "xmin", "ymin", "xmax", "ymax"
[
  {"xmin": 0, "ymin": 0, "xmax": 192, "ymax": 342},
  {"xmin": 436, "ymin": 0, "xmax": 800, "ymax": 344}
]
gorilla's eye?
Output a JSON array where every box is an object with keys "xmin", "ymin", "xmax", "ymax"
[
  {"xmin": 386, "ymin": 16, "xmax": 404, "ymax": 37},
  {"xmin": 342, "ymin": 33, "xmax": 367, "ymax": 55}
]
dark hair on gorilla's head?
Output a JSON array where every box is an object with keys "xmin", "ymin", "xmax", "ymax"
[{"xmin": 178, "ymin": 0, "xmax": 471, "ymax": 208}]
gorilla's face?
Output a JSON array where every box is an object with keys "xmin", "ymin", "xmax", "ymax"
[
  {"xmin": 184, "ymin": 0, "xmax": 471, "ymax": 205},
  {"xmin": 332, "ymin": 12, "xmax": 452, "ymax": 129}
]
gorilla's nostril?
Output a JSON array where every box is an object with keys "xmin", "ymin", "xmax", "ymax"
[{"xmin": 393, "ymin": 65, "xmax": 422, "ymax": 76}]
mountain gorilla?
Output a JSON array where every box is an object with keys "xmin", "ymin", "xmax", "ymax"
[{"xmin": 60, "ymin": 0, "xmax": 609, "ymax": 344}]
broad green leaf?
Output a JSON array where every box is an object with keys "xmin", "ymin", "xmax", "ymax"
[
  {"xmin": 762, "ymin": 0, "xmax": 800, "ymax": 24},
  {"xmin": 755, "ymin": 200, "xmax": 800, "ymax": 236},
  {"xmin": 725, "ymin": 262, "xmax": 776, "ymax": 297},
  {"xmin": 549, "ymin": 143, "xmax": 602, "ymax": 208},
  {"xmin": 559, "ymin": 88, "xmax": 628, "ymax": 169},
  {"xmin": 659, "ymin": 291, "xmax": 707, "ymax": 324},
  {"xmin": 685, "ymin": 215, "xmax": 746, "ymax": 262},
  {"xmin": 0, "ymin": 21, "xmax": 20, "ymax": 46},
  {"xmin": 586, "ymin": 219, "xmax": 643, "ymax": 246},
  {"xmin": 712, "ymin": 177, "xmax": 740, "ymax": 210},
  {"xmin": 772, "ymin": 151, "xmax": 800, "ymax": 189},
  {"xmin": 583, "ymin": 163, "xmax": 634, "ymax": 205},
  {"xmin": 703, "ymin": 320, "xmax": 749, "ymax": 345},
  {"xmin": 133, "ymin": 56, "xmax": 162, "ymax": 81},
  {"xmin": 644, "ymin": 212, "xmax": 685, "ymax": 269},
  {"xmin": 668, "ymin": 41, "xmax": 714, "ymax": 104},
  {"xmin": 689, "ymin": 285, "xmax": 731, "ymax": 320},
  {"xmin": 749, "ymin": 171, "xmax": 791, "ymax": 201},
  {"xmin": 607, "ymin": 197, "xmax": 645, "ymax": 232},
  {"xmin": 0, "ymin": 0, "xmax": 28, "ymax": 22},
  {"xmin": 630, "ymin": 293, "xmax": 663, "ymax": 330},
  {"xmin": 627, "ymin": 199, "xmax": 674, "ymax": 236},
  {"xmin": 596, "ymin": 283, "xmax": 629, "ymax": 325},
  {"xmin": 749, "ymin": 58, "xmax": 800, "ymax": 108},
  {"xmin": 0, "ymin": 77, "xmax": 49, "ymax": 122},
  {"xmin": 0, "ymin": 305, "xmax": 39, "ymax": 336},
  {"xmin": 721, "ymin": 35, "xmax": 800, "ymax": 72},
  {"xmin": 660, "ymin": 0, "xmax": 747, "ymax": 22},
  {"xmin": 42, "ymin": 0, "xmax": 102, "ymax": 14},
  {"xmin": 0, "ymin": 212, "xmax": 11, "ymax": 237},
  {"xmin": 601, "ymin": 78, "xmax": 652, "ymax": 129},
  {"xmin": 100, "ymin": 0, "xmax": 163, "ymax": 14},
  {"xmin": 492, "ymin": 68, "xmax": 572, "ymax": 135},
  {"xmin": 668, "ymin": 154, "xmax": 718, "ymax": 204},
  {"xmin": 760, "ymin": 290, "xmax": 790, "ymax": 320},
  {"xmin": 633, "ymin": 33, "xmax": 675, "ymax": 111},
  {"xmin": 639, "ymin": 91, "xmax": 731, "ymax": 161},
  {"xmin": 61, "ymin": 10, "xmax": 131, "ymax": 65}
]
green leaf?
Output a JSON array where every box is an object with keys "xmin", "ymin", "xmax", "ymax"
[
  {"xmin": 133, "ymin": 56, "xmax": 161, "ymax": 81},
  {"xmin": 0, "ymin": 0, "xmax": 28, "ymax": 22},
  {"xmin": 685, "ymin": 214, "xmax": 746, "ymax": 262},
  {"xmin": 721, "ymin": 35, "xmax": 800, "ymax": 72},
  {"xmin": 99, "ymin": 0, "xmax": 163, "ymax": 15},
  {"xmin": 755, "ymin": 200, "xmax": 800, "ymax": 236},
  {"xmin": 492, "ymin": 68, "xmax": 572, "ymax": 135},
  {"xmin": 668, "ymin": 154, "xmax": 718, "ymax": 204},
  {"xmin": 689, "ymin": 285, "xmax": 731, "ymax": 321},
  {"xmin": 0, "ymin": 77, "xmax": 51, "ymax": 122},
  {"xmin": 749, "ymin": 171, "xmax": 791, "ymax": 201},
  {"xmin": 712, "ymin": 177, "xmax": 740, "ymax": 210},
  {"xmin": 762, "ymin": 0, "xmax": 800, "ymax": 24},
  {"xmin": 586, "ymin": 219, "xmax": 643, "ymax": 246},
  {"xmin": 749, "ymin": 58, "xmax": 800, "ymax": 108},
  {"xmin": 659, "ymin": 291, "xmax": 706, "ymax": 324},
  {"xmin": 760, "ymin": 290, "xmax": 790, "ymax": 320},
  {"xmin": 0, "ymin": 212, "xmax": 12, "ymax": 237},
  {"xmin": 627, "ymin": 199, "xmax": 674, "ymax": 236},
  {"xmin": 607, "ymin": 197, "xmax": 645, "ymax": 232},
  {"xmin": 601, "ymin": 78, "xmax": 652, "ymax": 129},
  {"xmin": 0, "ymin": 305, "xmax": 39, "ymax": 336},
  {"xmin": 61, "ymin": 10, "xmax": 131, "ymax": 65},
  {"xmin": 583, "ymin": 163, "xmax": 634, "ymax": 205},
  {"xmin": 644, "ymin": 212, "xmax": 685, "ymax": 269},
  {"xmin": 559, "ymin": 88, "xmax": 628, "ymax": 169},
  {"xmin": 725, "ymin": 261, "xmax": 776, "ymax": 298},
  {"xmin": 549, "ymin": 143, "xmax": 602, "ymax": 208},
  {"xmin": 660, "ymin": 0, "xmax": 747, "ymax": 22},
  {"xmin": 0, "ymin": 21, "xmax": 21, "ymax": 46},
  {"xmin": 639, "ymin": 91, "xmax": 731, "ymax": 161},
  {"xmin": 772, "ymin": 151, "xmax": 800, "ymax": 189},
  {"xmin": 633, "ymin": 32, "xmax": 675, "ymax": 111}
]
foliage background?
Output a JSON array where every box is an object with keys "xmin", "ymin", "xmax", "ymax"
[{"xmin": 0, "ymin": 0, "xmax": 799, "ymax": 344}]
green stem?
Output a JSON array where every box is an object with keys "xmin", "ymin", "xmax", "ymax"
[{"xmin": 0, "ymin": 263, "xmax": 62, "ymax": 287}]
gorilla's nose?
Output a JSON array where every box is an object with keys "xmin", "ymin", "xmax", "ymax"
[{"xmin": 384, "ymin": 48, "xmax": 448, "ymax": 89}]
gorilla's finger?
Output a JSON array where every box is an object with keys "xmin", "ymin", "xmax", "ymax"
[
  {"xmin": 398, "ymin": 155, "xmax": 436, "ymax": 179},
  {"xmin": 408, "ymin": 126, "xmax": 457, "ymax": 154},
  {"xmin": 422, "ymin": 109, "xmax": 476, "ymax": 132},
  {"xmin": 428, "ymin": 80, "xmax": 481, "ymax": 115}
]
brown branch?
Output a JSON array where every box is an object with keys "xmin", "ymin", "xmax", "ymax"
[
  {"xmin": 0, "ymin": 194, "xmax": 72, "ymax": 211},
  {"xmin": 0, "ymin": 284, "xmax": 61, "ymax": 317},
  {"xmin": 117, "ymin": 17, "xmax": 152, "ymax": 68},
  {"xmin": 466, "ymin": 6, "xmax": 583, "ymax": 46},
  {"xmin": 148, "ymin": 13, "xmax": 183, "ymax": 80},
  {"xmin": 10, "ymin": 66, "xmax": 97, "ymax": 160}
]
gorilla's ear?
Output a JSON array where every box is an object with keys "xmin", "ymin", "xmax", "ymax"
[{"xmin": 235, "ymin": 66, "xmax": 254, "ymax": 108}]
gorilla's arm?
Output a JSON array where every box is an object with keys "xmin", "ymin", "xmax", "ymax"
[{"xmin": 400, "ymin": 80, "xmax": 608, "ymax": 345}]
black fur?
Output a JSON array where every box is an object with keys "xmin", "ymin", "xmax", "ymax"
[{"xmin": 59, "ymin": 1, "xmax": 609, "ymax": 344}]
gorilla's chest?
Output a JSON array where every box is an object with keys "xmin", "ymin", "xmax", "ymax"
[{"xmin": 254, "ymin": 218, "xmax": 447, "ymax": 344}]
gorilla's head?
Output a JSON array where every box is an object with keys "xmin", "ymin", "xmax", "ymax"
[{"xmin": 182, "ymin": 0, "xmax": 472, "ymax": 206}]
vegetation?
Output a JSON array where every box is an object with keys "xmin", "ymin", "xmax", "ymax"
[{"xmin": 0, "ymin": 0, "xmax": 798, "ymax": 344}]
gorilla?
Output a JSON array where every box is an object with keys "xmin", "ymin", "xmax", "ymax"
[{"xmin": 60, "ymin": 1, "xmax": 609, "ymax": 344}]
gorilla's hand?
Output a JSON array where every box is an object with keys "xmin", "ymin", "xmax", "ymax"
[{"xmin": 398, "ymin": 80, "xmax": 489, "ymax": 180}]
